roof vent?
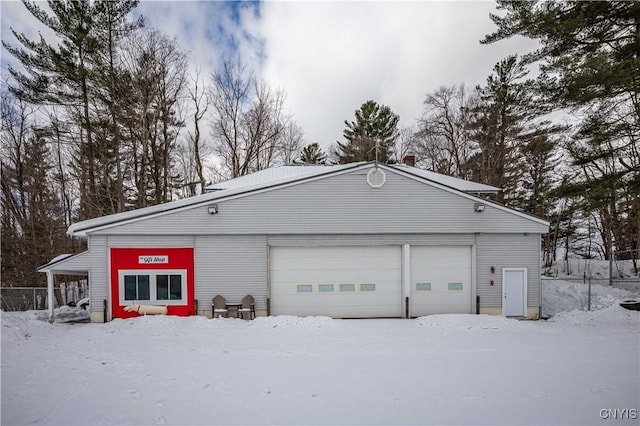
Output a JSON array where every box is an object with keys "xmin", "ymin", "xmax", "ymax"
[{"xmin": 367, "ymin": 168, "xmax": 386, "ymax": 188}]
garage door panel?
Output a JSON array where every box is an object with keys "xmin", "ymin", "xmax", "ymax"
[
  {"xmin": 270, "ymin": 246, "xmax": 401, "ymax": 318},
  {"xmin": 410, "ymin": 246, "xmax": 471, "ymax": 316}
]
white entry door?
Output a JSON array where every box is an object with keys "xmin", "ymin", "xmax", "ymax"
[{"xmin": 503, "ymin": 268, "xmax": 527, "ymax": 316}]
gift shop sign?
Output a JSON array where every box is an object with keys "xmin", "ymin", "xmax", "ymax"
[{"xmin": 138, "ymin": 255, "xmax": 169, "ymax": 264}]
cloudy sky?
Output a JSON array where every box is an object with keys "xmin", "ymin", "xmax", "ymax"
[{"xmin": 1, "ymin": 0, "xmax": 538, "ymax": 152}]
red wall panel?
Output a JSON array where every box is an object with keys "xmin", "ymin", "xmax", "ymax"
[{"xmin": 110, "ymin": 247, "xmax": 195, "ymax": 319}]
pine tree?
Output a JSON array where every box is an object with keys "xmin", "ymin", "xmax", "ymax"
[
  {"xmin": 3, "ymin": 0, "xmax": 141, "ymax": 219},
  {"xmin": 299, "ymin": 143, "xmax": 326, "ymax": 164},
  {"xmin": 482, "ymin": 0, "xmax": 640, "ymax": 261},
  {"xmin": 467, "ymin": 56, "xmax": 532, "ymax": 205},
  {"xmin": 468, "ymin": 55, "xmax": 562, "ymax": 214},
  {"xmin": 335, "ymin": 100, "xmax": 399, "ymax": 164}
]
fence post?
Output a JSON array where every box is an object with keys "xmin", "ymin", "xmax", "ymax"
[
  {"xmin": 587, "ymin": 275, "xmax": 591, "ymax": 311},
  {"xmin": 609, "ymin": 248, "xmax": 614, "ymax": 286}
]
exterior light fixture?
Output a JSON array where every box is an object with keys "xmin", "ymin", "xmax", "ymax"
[
  {"xmin": 474, "ymin": 203, "xmax": 485, "ymax": 213},
  {"xmin": 208, "ymin": 204, "xmax": 218, "ymax": 215}
]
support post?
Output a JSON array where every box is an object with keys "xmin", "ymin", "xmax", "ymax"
[
  {"xmin": 405, "ymin": 296, "xmax": 409, "ymax": 319},
  {"xmin": 47, "ymin": 271, "xmax": 54, "ymax": 323},
  {"xmin": 402, "ymin": 244, "xmax": 410, "ymax": 318}
]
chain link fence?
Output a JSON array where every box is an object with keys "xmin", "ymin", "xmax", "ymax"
[
  {"xmin": 542, "ymin": 256, "xmax": 640, "ymax": 296},
  {"xmin": 1, "ymin": 280, "xmax": 88, "ymax": 311},
  {"xmin": 0, "ymin": 287, "xmax": 49, "ymax": 311}
]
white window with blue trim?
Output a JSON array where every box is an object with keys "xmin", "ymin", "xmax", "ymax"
[{"xmin": 119, "ymin": 270, "xmax": 187, "ymax": 305}]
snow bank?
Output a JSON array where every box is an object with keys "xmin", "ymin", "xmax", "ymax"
[
  {"xmin": 416, "ymin": 313, "xmax": 533, "ymax": 331},
  {"xmin": 105, "ymin": 314, "xmax": 335, "ymax": 331},
  {"xmin": 250, "ymin": 315, "xmax": 334, "ymax": 328},
  {"xmin": 548, "ymin": 303, "xmax": 640, "ymax": 327},
  {"xmin": 49, "ymin": 305, "xmax": 90, "ymax": 323},
  {"xmin": 542, "ymin": 278, "xmax": 634, "ymax": 317},
  {"xmin": 0, "ymin": 311, "xmax": 48, "ymax": 343}
]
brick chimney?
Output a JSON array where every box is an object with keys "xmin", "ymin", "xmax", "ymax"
[{"xmin": 403, "ymin": 155, "xmax": 415, "ymax": 167}]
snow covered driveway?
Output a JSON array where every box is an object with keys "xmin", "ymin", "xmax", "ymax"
[{"xmin": 2, "ymin": 307, "xmax": 638, "ymax": 425}]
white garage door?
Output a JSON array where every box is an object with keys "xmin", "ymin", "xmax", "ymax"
[
  {"xmin": 410, "ymin": 246, "xmax": 472, "ymax": 316},
  {"xmin": 270, "ymin": 246, "xmax": 402, "ymax": 318}
]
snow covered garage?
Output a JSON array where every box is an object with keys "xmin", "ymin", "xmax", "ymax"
[{"xmin": 39, "ymin": 162, "xmax": 549, "ymax": 321}]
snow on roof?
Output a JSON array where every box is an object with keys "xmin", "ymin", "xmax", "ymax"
[
  {"xmin": 37, "ymin": 251, "xmax": 90, "ymax": 273},
  {"xmin": 390, "ymin": 164, "xmax": 500, "ymax": 193},
  {"xmin": 68, "ymin": 163, "xmax": 364, "ymax": 236},
  {"xmin": 205, "ymin": 163, "xmax": 500, "ymax": 194},
  {"xmin": 67, "ymin": 162, "xmax": 503, "ymax": 237},
  {"xmin": 204, "ymin": 163, "xmax": 361, "ymax": 191}
]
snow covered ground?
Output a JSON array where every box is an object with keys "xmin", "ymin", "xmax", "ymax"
[
  {"xmin": 2, "ymin": 284, "xmax": 639, "ymax": 425},
  {"xmin": 541, "ymin": 278, "xmax": 638, "ymax": 317}
]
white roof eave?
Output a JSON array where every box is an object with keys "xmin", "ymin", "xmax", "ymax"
[{"xmin": 37, "ymin": 251, "xmax": 90, "ymax": 274}]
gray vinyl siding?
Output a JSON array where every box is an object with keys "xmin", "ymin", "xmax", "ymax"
[
  {"xmin": 475, "ymin": 234, "xmax": 541, "ymax": 308},
  {"xmin": 267, "ymin": 234, "xmax": 476, "ymax": 247},
  {"xmin": 91, "ymin": 170, "xmax": 548, "ymax": 236},
  {"xmin": 86, "ymin": 236, "xmax": 109, "ymax": 315},
  {"xmin": 195, "ymin": 235, "xmax": 267, "ymax": 311},
  {"xmin": 105, "ymin": 235, "xmax": 195, "ymax": 247}
]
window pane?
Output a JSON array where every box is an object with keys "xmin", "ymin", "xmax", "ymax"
[
  {"xmin": 124, "ymin": 275, "xmax": 137, "ymax": 300},
  {"xmin": 137, "ymin": 275, "xmax": 150, "ymax": 300},
  {"xmin": 297, "ymin": 285, "xmax": 312, "ymax": 293},
  {"xmin": 360, "ymin": 283, "xmax": 376, "ymax": 292},
  {"xmin": 416, "ymin": 282, "xmax": 431, "ymax": 291},
  {"xmin": 339, "ymin": 284, "xmax": 355, "ymax": 292},
  {"xmin": 448, "ymin": 282, "xmax": 463, "ymax": 291},
  {"xmin": 169, "ymin": 275, "xmax": 182, "ymax": 300},
  {"xmin": 157, "ymin": 275, "xmax": 169, "ymax": 300},
  {"xmin": 318, "ymin": 284, "xmax": 334, "ymax": 292}
]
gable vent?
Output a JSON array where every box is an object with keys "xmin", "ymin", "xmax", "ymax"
[{"xmin": 367, "ymin": 168, "xmax": 386, "ymax": 188}]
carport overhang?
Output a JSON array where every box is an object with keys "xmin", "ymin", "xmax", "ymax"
[{"xmin": 38, "ymin": 252, "xmax": 89, "ymax": 322}]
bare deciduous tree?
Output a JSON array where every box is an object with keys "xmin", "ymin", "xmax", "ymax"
[
  {"xmin": 209, "ymin": 59, "xmax": 290, "ymax": 178},
  {"xmin": 415, "ymin": 85, "xmax": 474, "ymax": 178},
  {"xmin": 120, "ymin": 28, "xmax": 188, "ymax": 207},
  {"xmin": 278, "ymin": 121, "xmax": 304, "ymax": 165},
  {"xmin": 1, "ymin": 92, "xmax": 69, "ymax": 291},
  {"xmin": 187, "ymin": 67, "xmax": 210, "ymax": 194}
]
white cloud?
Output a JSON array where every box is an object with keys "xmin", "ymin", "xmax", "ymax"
[
  {"xmin": 255, "ymin": 1, "xmax": 539, "ymax": 150},
  {"xmin": 2, "ymin": 0, "xmax": 539, "ymax": 155}
]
